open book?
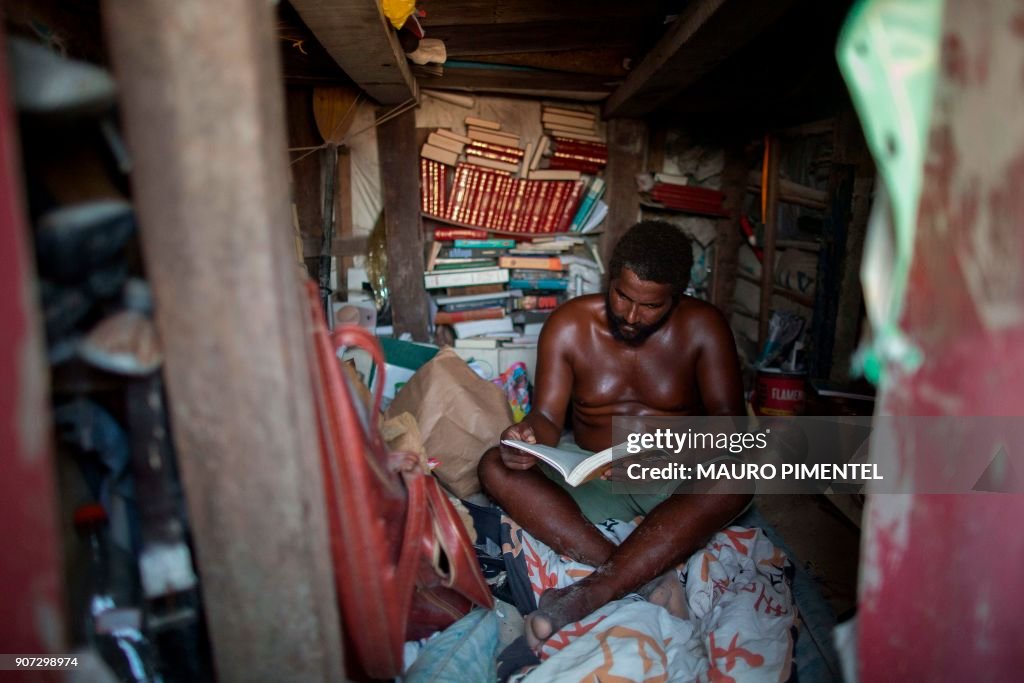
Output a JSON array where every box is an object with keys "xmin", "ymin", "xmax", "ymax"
[{"xmin": 501, "ymin": 439, "xmax": 618, "ymax": 486}]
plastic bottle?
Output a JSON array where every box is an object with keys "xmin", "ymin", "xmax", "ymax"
[{"xmin": 74, "ymin": 503, "xmax": 163, "ymax": 682}]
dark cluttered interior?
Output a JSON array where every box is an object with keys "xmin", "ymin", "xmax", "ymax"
[{"xmin": 3, "ymin": 0, "xmax": 1022, "ymax": 681}]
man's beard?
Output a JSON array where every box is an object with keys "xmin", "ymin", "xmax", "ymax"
[{"xmin": 605, "ymin": 294, "xmax": 675, "ymax": 347}]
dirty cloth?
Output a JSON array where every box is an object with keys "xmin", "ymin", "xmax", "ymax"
[{"xmin": 500, "ymin": 517, "xmax": 796, "ymax": 682}]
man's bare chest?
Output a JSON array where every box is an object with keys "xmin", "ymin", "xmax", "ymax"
[{"xmin": 571, "ymin": 346, "xmax": 700, "ymax": 411}]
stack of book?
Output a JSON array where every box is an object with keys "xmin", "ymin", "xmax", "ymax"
[
  {"xmin": 419, "ymin": 114, "xmax": 607, "ymax": 235},
  {"xmin": 647, "ymin": 173, "xmax": 729, "ymax": 217},
  {"xmin": 422, "ymin": 228, "xmax": 601, "ymax": 347}
]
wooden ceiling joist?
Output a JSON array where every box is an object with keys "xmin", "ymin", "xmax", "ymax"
[
  {"xmin": 430, "ymin": 20, "xmax": 645, "ymax": 57},
  {"xmin": 603, "ymin": 0, "xmax": 798, "ymax": 119},
  {"xmin": 416, "ymin": 66, "xmax": 618, "ymax": 102},
  {"xmin": 423, "ymin": 0, "xmax": 662, "ymax": 27},
  {"xmin": 289, "ymin": 0, "xmax": 417, "ymax": 104}
]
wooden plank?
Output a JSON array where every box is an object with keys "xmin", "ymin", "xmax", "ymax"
[
  {"xmin": 336, "ymin": 146, "xmax": 354, "ymax": 298},
  {"xmin": 429, "ymin": 20, "xmax": 647, "ymax": 57},
  {"xmin": 276, "ymin": 1, "xmax": 353, "ymax": 85},
  {"xmin": 714, "ymin": 145, "xmax": 746, "ymax": 315},
  {"xmin": 301, "ymin": 233, "xmax": 368, "ymax": 259},
  {"xmin": 467, "ymin": 48, "xmax": 631, "ymax": 77},
  {"xmin": 829, "ymin": 109, "xmax": 873, "ymax": 382},
  {"xmin": 290, "ymin": 0, "xmax": 417, "ymax": 104},
  {"xmin": 603, "ymin": 0, "xmax": 798, "ymax": 118},
  {"xmin": 101, "ymin": 2, "xmax": 344, "ymax": 680},
  {"xmin": 0, "ymin": 29, "xmax": 66, "ymax": 658},
  {"xmin": 418, "ymin": 66, "xmax": 616, "ymax": 102},
  {"xmin": 758, "ymin": 135, "xmax": 780, "ymax": 350},
  {"xmin": 377, "ymin": 107, "xmax": 429, "ymax": 340},
  {"xmin": 745, "ymin": 170, "xmax": 828, "ymax": 209},
  {"xmin": 600, "ymin": 118, "xmax": 647, "ymax": 266},
  {"xmin": 286, "ymin": 87, "xmax": 323, "ymax": 280},
  {"xmin": 424, "ymin": 0, "xmax": 662, "ymax": 25}
]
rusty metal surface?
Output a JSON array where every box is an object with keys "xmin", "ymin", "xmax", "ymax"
[
  {"xmin": 101, "ymin": 1, "xmax": 344, "ymax": 680},
  {"xmin": 859, "ymin": 0, "xmax": 1024, "ymax": 678}
]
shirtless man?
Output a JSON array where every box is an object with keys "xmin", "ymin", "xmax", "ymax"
[{"xmin": 478, "ymin": 221, "xmax": 751, "ymax": 646}]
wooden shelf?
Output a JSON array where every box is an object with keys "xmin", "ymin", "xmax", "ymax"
[
  {"xmin": 746, "ymin": 171, "xmax": 827, "ymax": 210},
  {"xmin": 736, "ymin": 271, "xmax": 814, "ymax": 308},
  {"xmin": 776, "ymin": 239, "xmax": 821, "ymax": 252},
  {"xmin": 421, "ymin": 212, "xmax": 602, "ymax": 238}
]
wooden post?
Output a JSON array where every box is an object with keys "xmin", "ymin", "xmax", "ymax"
[
  {"xmin": 335, "ymin": 146, "xmax": 354, "ymax": 298},
  {"xmin": 0, "ymin": 29, "xmax": 66, "ymax": 659},
  {"xmin": 830, "ymin": 109, "xmax": 873, "ymax": 381},
  {"xmin": 714, "ymin": 145, "xmax": 747, "ymax": 315},
  {"xmin": 101, "ymin": 2, "xmax": 344, "ymax": 681},
  {"xmin": 758, "ymin": 135, "xmax": 780, "ymax": 350},
  {"xmin": 601, "ymin": 118, "xmax": 647, "ymax": 267},
  {"xmin": 376, "ymin": 106, "xmax": 429, "ymax": 340}
]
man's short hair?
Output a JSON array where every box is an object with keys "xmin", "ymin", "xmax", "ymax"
[{"xmin": 608, "ymin": 221, "xmax": 694, "ymax": 297}]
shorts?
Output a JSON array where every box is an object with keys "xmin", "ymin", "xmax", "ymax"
[{"xmin": 540, "ymin": 434, "xmax": 752, "ymax": 524}]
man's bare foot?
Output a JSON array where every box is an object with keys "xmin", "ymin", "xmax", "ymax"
[
  {"xmin": 637, "ymin": 571, "xmax": 689, "ymax": 620},
  {"xmin": 524, "ymin": 582, "xmax": 605, "ymax": 650}
]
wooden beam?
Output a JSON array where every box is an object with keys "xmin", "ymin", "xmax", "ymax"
[
  {"xmin": 600, "ymin": 118, "xmax": 647, "ymax": 266},
  {"xmin": 467, "ymin": 48, "xmax": 630, "ymax": 77},
  {"xmin": 429, "ymin": 21, "xmax": 646, "ymax": 57},
  {"xmin": 714, "ymin": 145, "xmax": 747, "ymax": 315},
  {"xmin": 830, "ymin": 109, "xmax": 873, "ymax": 382},
  {"xmin": 277, "ymin": 1, "xmax": 353, "ymax": 85},
  {"xmin": 289, "ymin": 0, "xmax": 417, "ymax": 104},
  {"xmin": 417, "ymin": 66, "xmax": 617, "ymax": 102},
  {"xmin": 424, "ymin": 0, "xmax": 662, "ymax": 26},
  {"xmin": 603, "ymin": 0, "xmax": 798, "ymax": 118},
  {"xmin": 102, "ymin": 2, "xmax": 344, "ymax": 680},
  {"xmin": 301, "ymin": 233, "xmax": 368, "ymax": 259},
  {"xmin": 376, "ymin": 107, "xmax": 429, "ymax": 340}
]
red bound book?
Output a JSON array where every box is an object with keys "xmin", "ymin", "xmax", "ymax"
[
  {"xmin": 505, "ymin": 179, "xmax": 528, "ymax": 232},
  {"xmin": 465, "ymin": 146, "xmax": 521, "ymax": 165},
  {"xmin": 542, "ymin": 181, "xmax": 569, "ymax": 233},
  {"xmin": 493, "ymin": 176, "xmax": 514, "ymax": 230},
  {"xmin": 431, "ymin": 227, "xmax": 490, "ymax": 241},
  {"xmin": 420, "ymin": 157, "xmax": 429, "ymax": 213},
  {"xmin": 552, "ymin": 150, "xmax": 607, "ymax": 166},
  {"xmin": 467, "ymin": 140, "xmax": 525, "ymax": 158},
  {"xmin": 516, "ymin": 180, "xmax": 539, "ymax": 233},
  {"xmin": 547, "ymin": 157, "xmax": 603, "ymax": 175},
  {"xmin": 438, "ymin": 162, "xmax": 448, "ymax": 217},
  {"xmin": 485, "ymin": 175, "xmax": 506, "ymax": 228},
  {"xmin": 552, "ymin": 137, "xmax": 609, "ymax": 156},
  {"xmin": 475, "ymin": 172, "xmax": 497, "ymax": 228},
  {"xmin": 433, "ymin": 306, "xmax": 507, "ymax": 325},
  {"xmin": 432, "ymin": 160, "xmax": 440, "ymax": 216},
  {"xmin": 555, "ymin": 179, "xmax": 586, "ymax": 232},
  {"xmin": 464, "ymin": 166, "xmax": 483, "ymax": 226},
  {"xmin": 447, "ymin": 164, "xmax": 469, "ymax": 222},
  {"xmin": 529, "ymin": 181, "xmax": 553, "ymax": 234}
]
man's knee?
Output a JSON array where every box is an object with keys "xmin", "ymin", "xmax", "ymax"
[{"xmin": 477, "ymin": 446, "xmax": 505, "ymax": 493}]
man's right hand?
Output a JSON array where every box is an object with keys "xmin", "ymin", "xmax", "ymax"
[{"xmin": 499, "ymin": 422, "xmax": 539, "ymax": 471}]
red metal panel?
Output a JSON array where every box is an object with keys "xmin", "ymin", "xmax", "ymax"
[
  {"xmin": 858, "ymin": 0, "xmax": 1024, "ymax": 678},
  {"xmin": 0, "ymin": 28, "xmax": 66, "ymax": 675}
]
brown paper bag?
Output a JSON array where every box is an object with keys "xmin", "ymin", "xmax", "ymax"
[{"xmin": 386, "ymin": 347, "xmax": 512, "ymax": 498}]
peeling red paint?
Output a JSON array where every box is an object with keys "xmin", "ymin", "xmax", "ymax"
[{"xmin": 859, "ymin": 1, "xmax": 1024, "ymax": 678}]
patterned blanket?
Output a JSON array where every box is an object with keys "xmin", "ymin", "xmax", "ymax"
[{"xmin": 500, "ymin": 517, "xmax": 797, "ymax": 682}]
